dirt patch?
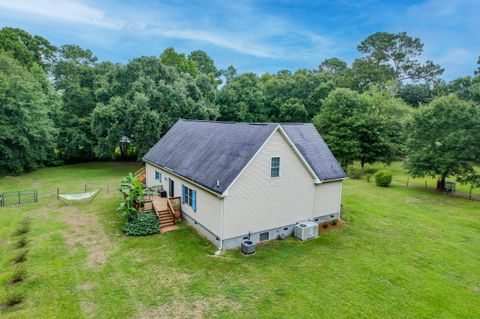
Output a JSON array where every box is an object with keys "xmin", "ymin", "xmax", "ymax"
[
  {"xmin": 61, "ymin": 206, "xmax": 115, "ymax": 270},
  {"xmin": 136, "ymin": 296, "xmax": 241, "ymax": 319}
]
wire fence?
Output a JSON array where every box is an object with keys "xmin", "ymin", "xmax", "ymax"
[
  {"xmin": 0, "ymin": 183, "xmax": 118, "ymax": 207},
  {"xmin": 404, "ymin": 177, "xmax": 479, "ymax": 201}
]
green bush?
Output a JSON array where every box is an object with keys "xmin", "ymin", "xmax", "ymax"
[
  {"xmin": 365, "ymin": 174, "xmax": 372, "ymax": 182},
  {"xmin": 322, "ymin": 222, "xmax": 329, "ymax": 229},
  {"xmin": 122, "ymin": 211, "xmax": 160, "ymax": 236},
  {"xmin": 347, "ymin": 166, "xmax": 364, "ymax": 179},
  {"xmin": 375, "ymin": 170, "xmax": 393, "ymax": 187},
  {"xmin": 331, "ymin": 219, "xmax": 337, "ymax": 226}
]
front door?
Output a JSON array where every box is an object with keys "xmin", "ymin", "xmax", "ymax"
[{"xmin": 168, "ymin": 178, "xmax": 174, "ymax": 197}]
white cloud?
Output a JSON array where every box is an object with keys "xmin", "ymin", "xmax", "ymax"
[
  {"xmin": 0, "ymin": 0, "xmax": 336, "ymax": 60},
  {"xmin": 0, "ymin": 0, "xmax": 122, "ymax": 28}
]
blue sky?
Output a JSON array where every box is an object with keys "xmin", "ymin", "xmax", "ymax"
[{"xmin": 0, "ymin": 0, "xmax": 479, "ymax": 80}]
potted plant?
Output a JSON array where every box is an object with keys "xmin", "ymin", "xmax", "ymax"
[{"xmin": 172, "ymin": 202, "xmax": 181, "ymax": 220}]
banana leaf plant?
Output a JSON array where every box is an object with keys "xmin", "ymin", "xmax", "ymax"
[{"xmin": 117, "ymin": 173, "xmax": 144, "ymax": 222}]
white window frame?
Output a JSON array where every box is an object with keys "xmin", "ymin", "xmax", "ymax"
[{"xmin": 270, "ymin": 156, "xmax": 281, "ymax": 178}]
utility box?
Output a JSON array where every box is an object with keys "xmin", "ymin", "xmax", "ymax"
[{"xmin": 294, "ymin": 221, "xmax": 319, "ymax": 241}]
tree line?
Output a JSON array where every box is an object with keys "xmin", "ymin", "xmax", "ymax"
[{"xmin": 1, "ymin": 27, "xmax": 479, "ymax": 189}]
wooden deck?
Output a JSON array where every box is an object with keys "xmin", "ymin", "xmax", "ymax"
[{"xmin": 142, "ymin": 195, "xmax": 178, "ymax": 230}]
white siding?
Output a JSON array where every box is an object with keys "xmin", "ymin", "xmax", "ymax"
[
  {"xmin": 145, "ymin": 163, "xmax": 222, "ymax": 237},
  {"xmin": 313, "ymin": 181, "xmax": 342, "ymax": 217},
  {"xmin": 223, "ymin": 130, "xmax": 316, "ymax": 239}
]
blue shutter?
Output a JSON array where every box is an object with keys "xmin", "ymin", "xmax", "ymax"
[
  {"xmin": 155, "ymin": 171, "xmax": 159, "ymax": 180},
  {"xmin": 192, "ymin": 190, "xmax": 197, "ymax": 212},
  {"xmin": 181, "ymin": 184, "xmax": 185, "ymax": 204}
]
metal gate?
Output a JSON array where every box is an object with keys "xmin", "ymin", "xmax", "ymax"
[{"xmin": 0, "ymin": 190, "xmax": 38, "ymax": 206}]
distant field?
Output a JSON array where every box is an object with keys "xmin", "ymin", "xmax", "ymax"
[{"xmin": 0, "ymin": 162, "xmax": 479, "ymax": 318}]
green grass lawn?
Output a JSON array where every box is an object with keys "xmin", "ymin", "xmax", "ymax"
[{"xmin": 0, "ymin": 162, "xmax": 479, "ymax": 318}]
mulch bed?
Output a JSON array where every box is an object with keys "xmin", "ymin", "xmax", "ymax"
[{"xmin": 318, "ymin": 219, "xmax": 345, "ymax": 233}]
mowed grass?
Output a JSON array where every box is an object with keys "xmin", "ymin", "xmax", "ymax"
[{"xmin": 0, "ymin": 162, "xmax": 479, "ymax": 318}]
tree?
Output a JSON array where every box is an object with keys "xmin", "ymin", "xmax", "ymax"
[
  {"xmin": 313, "ymin": 88, "xmax": 401, "ymax": 167},
  {"xmin": 319, "ymin": 58, "xmax": 347, "ymax": 74},
  {"xmin": 188, "ymin": 50, "xmax": 217, "ymax": 77},
  {"xmin": 457, "ymin": 170, "xmax": 480, "ymax": 200},
  {"xmin": 52, "ymin": 44, "xmax": 99, "ymax": 162},
  {"xmin": 278, "ymin": 98, "xmax": 308, "ymax": 122},
  {"xmin": 0, "ymin": 52, "xmax": 57, "ymax": 175},
  {"xmin": 475, "ymin": 56, "xmax": 480, "ymax": 76},
  {"xmin": 358, "ymin": 32, "xmax": 444, "ymax": 83},
  {"xmin": 398, "ymin": 84, "xmax": 433, "ymax": 107},
  {"xmin": 0, "ymin": 27, "xmax": 57, "ymax": 71},
  {"xmin": 160, "ymin": 47, "xmax": 198, "ymax": 76},
  {"xmin": 221, "ymin": 65, "xmax": 237, "ymax": 84},
  {"xmin": 405, "ymin": 95, "xmax": 480, "ymax": 190}
]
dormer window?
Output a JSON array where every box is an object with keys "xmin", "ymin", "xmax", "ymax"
[{"xmin": 271, "ymin": 156, "xmax": 280, "ymax": 177}]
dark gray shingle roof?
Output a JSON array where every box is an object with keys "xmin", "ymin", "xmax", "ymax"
[
  {"xmin": 143, "ymin": 120, "xmax": 345, "ymax": 194},
  {"xmin": 281, "ymin": 123, "xmax": 346, "ymax": 181}
]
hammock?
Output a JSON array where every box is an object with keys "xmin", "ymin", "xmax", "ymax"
[{"xmin": 58, "ymin": 189, "xmax": 102, "ymax": 204}]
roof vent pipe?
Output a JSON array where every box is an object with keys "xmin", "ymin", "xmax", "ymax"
[{"xmin": 216, "ymin": 180, "xmax": 220, "ymax": 187}]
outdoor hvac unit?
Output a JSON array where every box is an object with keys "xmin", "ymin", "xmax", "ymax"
[
  {"xmin": 241, "ymin": 240, "xmax": 256, "ymax": 255},
  {"xmin": 294, "ymin": 221, "xmax": 319, "ymax": 241}
]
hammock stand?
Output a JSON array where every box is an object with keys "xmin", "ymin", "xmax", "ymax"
[{"xmin": 58, "ymin": 188, "xmax": 102, "ymax": 205}]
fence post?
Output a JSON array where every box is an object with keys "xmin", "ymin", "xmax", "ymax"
[
  {"xmin": 57, "ymin": 188, "xmax": 59, "ymax": 200},
  {"xmin": 107, "ymin": 184, "xmax": 109, "ymax": 194},
  {"xmin": 425, "ymin": 180, "xmax": 427, "ymax": 189},
  {"xmin": 406, "ymin": 177, "xmax": 409, "ymax": 187},
  {"xmin": 35, "ymin": 190, "xmax": 38, "ymax": 203},
  {"xmin": 18, "ymin": 191, "xmax": 21, "ymax": 204},
  {"xmin": 85, "ymin": 184, "xmax": 87, "ymax": 192}
]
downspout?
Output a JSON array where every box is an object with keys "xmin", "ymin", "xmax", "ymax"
[
  {"xmin": 214, "ymin": 196, "xmax": 224, "ymax": 255},
  {"xmin": 338, "ymin": 182, "xmax": 343, "ymax": 220}
]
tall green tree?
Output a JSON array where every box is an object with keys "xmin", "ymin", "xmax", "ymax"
[
  {"xmin": 0, "ymin": 52, "xmax": 57, "ymax": 175},
  {"xmin": 358, "ymin": 32, "xmax": 444, "ymax": 83},
  {"xmin": 313, "ymin": 88, "xmax": 402, "ymax": 167},
  {"xmin": 405, "ymin": 95, "xmax": 480, "ymax": 190},
  {"xmin": 52, "ymin": 44, "xmax": 99, "ymax": 162},
  {"xmin": 0, "ymin": 27, "xmax": 57, "ymax": 71}
]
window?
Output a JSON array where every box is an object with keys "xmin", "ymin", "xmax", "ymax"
[
  {"xmin": 181, "ymin": 184, "xmax": 197, "ymax": 212},
  {"xmin": 270, "ymin": 156, "xmax": 280, "ymax": 177},
  {"xmin": 259, "ymin": 232, "xmax": 269, "ymax": 241},
  {"xmin": 155, "ymin": 170, "xmax": 162, "ymax": 181}
]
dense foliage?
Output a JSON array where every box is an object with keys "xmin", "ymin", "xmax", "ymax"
[
  {"xmin": 1, "ymin": 27, "xmax": 479, "ymax": 189},
  {"xmin": 117, "ymin": 173, "xmax": 144, "ymax": 222},
  {"xmin": 122, "ymin": 211, "xmax": 160, "ymax": 236}
]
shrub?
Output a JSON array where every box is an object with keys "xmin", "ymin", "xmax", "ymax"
[
  {"xmin": 15, "ymin": 236, "xmax": 28, "ymax": 249},
  {"xmin": 322, "ymin": 222, "xmax": 329, "ymax": 229},
  {"xmin": 375, "ymin": 170, "xmax": 393, "ymax": 187},
  {"xmin": 14, "ymin": 224, "xmax": 30, "ymax": 236},
  {"xmin": 9, "ymin": 267, "xmax": 27, "ymax": 284},
  {"xmin": 331, "ymin": 219, "xmax": 337, "ymax": 226},
  {"xmin": 2, "ymin": 289, "xmax": 24, "ymax": 307},
  {"xmin": 365, "ymin": 174, "xmax": 372, "ymax": 182},
  {"xmin": 122, "ymin": 211, "xmax": 160, "ymax": 236},
  {"xmin": 11, "ymin": 250, "xmax": 28, "ymax": 264},
  {"xmin": 347, "ymin": 166, "xmax": 364, "ymax": 179}
]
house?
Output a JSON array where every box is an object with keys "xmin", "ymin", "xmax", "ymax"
[{"xmin": 143, "ymin": 119, "xmax": 346, "ymax": 250}]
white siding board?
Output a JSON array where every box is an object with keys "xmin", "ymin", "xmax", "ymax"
[
  {"xmin": 223, "ymin": 131, "xmax": 315, "ymax": 239},
  {"xmin": 313, "ymin": 181, "xmax": 342, "ymax": 216},
  {"xmin": 145, "ymin": 163, "xmax": 221, "ymax": 236}
]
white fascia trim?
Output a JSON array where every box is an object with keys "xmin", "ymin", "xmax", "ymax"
[
  {"xmin": 276, "ymin": 126, "xmax": 322, "ymax": 184},
  {"xmin": 222, "ymin": 126, "xmax": 280, "ymax": 196},
  {"xmin": 143, "ymin": 159, "xmax": 224, "ymax": 198}
]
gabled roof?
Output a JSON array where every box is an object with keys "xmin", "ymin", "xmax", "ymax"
[{"xmin": 143, "ymin": 120, "xmax": 346, "ymax": 195}]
